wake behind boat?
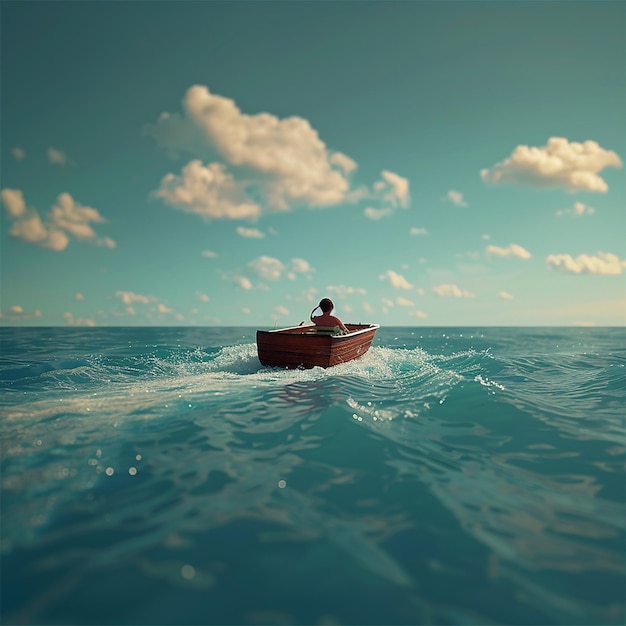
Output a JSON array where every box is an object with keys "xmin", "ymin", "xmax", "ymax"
[{"xmin": 256, "ymin": 323, "xmax": 380, "ymax": 369}]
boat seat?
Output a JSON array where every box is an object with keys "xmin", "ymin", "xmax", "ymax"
[{"xmin": 310, "ymin": 325, "xmax": 346, "ymax": 336}]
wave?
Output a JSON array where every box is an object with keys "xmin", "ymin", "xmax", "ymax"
[
  {"xmin": 2, "ymin": 336, "xmax": 623, "ymax": 432},
  {"xmin": 2, "ymin": 328, "xmax": 624, "ymax": 625}
]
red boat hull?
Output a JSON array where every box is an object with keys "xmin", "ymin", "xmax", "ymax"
[{"xmin": 256, "ymin": 323, "xmax": 379, "ymax": 369}]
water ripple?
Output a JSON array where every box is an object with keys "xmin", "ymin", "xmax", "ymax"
[{"xmin": 1, "ymin": 327, "xmax": 624, "ymax": 625}]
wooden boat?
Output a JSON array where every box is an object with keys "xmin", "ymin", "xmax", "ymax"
[{"xmin": 256, "ymin": 323, "xmax": 380, "ymax": 369}]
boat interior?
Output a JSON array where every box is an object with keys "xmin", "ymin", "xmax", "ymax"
[{"xmin": 270, "ymin": 323, "xmax": 379, "ymax": 336}]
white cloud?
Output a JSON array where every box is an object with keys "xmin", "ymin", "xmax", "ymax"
[
  {"xmin": 10, "ymin": 212, "xmax": 64, "ymax": 248},
  {"xmin": 47, "ymin": 147, "xmax": 71, "ymax": 166},
  {"xmin": 499, "ymin": 291, "xmax": 514, "ymax": 300},
  {"xmin": 75, "ymin": 293, "xmax": 85, "ymax": 301},
  {"xmin": 201, "ymin": 249, "xmax": 218, "ymax": 258},
  {"xmin": 12, "ymin": 147, "xmax": 25, "ymax": 161},
  {"xmin": 100, "ymin": 237, "xmax": 116, "ymax": 249},
  {"xmin": 380, "ymin": 170, "xmax": 409, "ymax": 208},
  {"xmin": 63, "ymin": 312, "xmax": 95, "ymax": 326},
  {"xmin": 556, "ymin": 202, "xmax": 595, "ymax": 217},
  {"xmin": 242, "ymin": 307, "xmax": 251, "ymax": 315},
  {"xmin": 237, "ymin": 226, "xmax": 265, "ymax": 238},
  {"xmin": 330, "ymin": 152, "xmax": 358, "ymax": 174},
  {"xmin": 432, "ymin": 284, "xmax": 475, "ymax": 298},
  {"xmin": 247, "ymin": 256, "xmax": 313, "ymax": 282},
  {"xmin": 1, "ymin": 189, "xmax": 27, "ymax": 217},
  {"xmin": 379, "ymin": 270, "xmax": 413, "ymax": 290},
  {"xmin": 301, "ymin": 287, "xmax": 320, "ymax": 303},
  {"xmin": 1, "ymin": 189, "xmax": 114, "ymax": 251},
  {"xmin": 249, "ymin": 256, "xmax": 285, "ymax": 280},
  {"xmin": 546, "ymin": 252, "xmax": 626, "ymax": 275},
  {"xmin": 446, "ymin": 190, "xmax": 467, "ymax": 207},
  {"xmin": 113, "ymin": 292, "xmax": 175, "ymax": 318},
  {"xmin": 371, "ymin": 170, "xmax": 410, "ymax": 212},
  {"xmin": 481, "ymin": 137, "xmax": 622, "ymax": 193},
  {"xmin": 146, "ymin": 85, "xmax": 355, "ymax": 211},
  {"xmin": 116, "ymin": 291, "xmax": 157, "ymax": 305},
  {"xmin": 155, "ymin": 160, "xmax": 260, "ymax": 219},
  {"xmin": 362, "ymin": 302, "xmax": 374, "ymax": 314},
  {"xmin": 290, "ymin": 258, "xmax": 313, "ymax": 274},
  {"xmin": 235, "ymin": 276, "xmax": 253, "ymax": 290},
  {"xmin": 410, "ymin": 227, "xmax": 427, "ymax": 236},
  {"xmin": 486, "ymin": 243, "xmax": 532, "ymax": 260},
  {"xmin": 196, "ymin": 291, "xmax": 210, "ymax": 303},
  {"xmin": 275, "ymin": 305, "xmax": 289, "ymax": 316},
  {"xmin": 408, "ymin": 310, "xmax": 428, "ymax": 319},
  {"xmin": 396, "ymin": 297, "xmax": 414, "ymax": 307},
  {"xmin": 364, "ymin": 207, "xmax": 393, "ymax": 220},
  {"xmin": 50, "ymin": 193, "xmax": 104, "ymax": 240},
  {"xmin": 327, "ymin": 285, "xmax": 367, "ymax": 298},
  {"xmin": 0, "ymin": 305, "xmax": 43, "ymax": 321}
]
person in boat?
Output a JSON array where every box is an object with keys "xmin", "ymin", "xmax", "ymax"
[{"xmin": 310, "ymin": 298, "xmax": 349, "ymax": 334}]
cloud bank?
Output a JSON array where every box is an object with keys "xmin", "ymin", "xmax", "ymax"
[
  {"xmin": 546, "ymin": 252, "xmax": 626, "ymax": 275},
  {"xmin": 0, "ymin": 305, "xmax": 42, "ymax": 321},
  {"xmin": 432, "ymin": 284, "xmax": 475, "ymax": 298},
  {"xmin": 486, "ymin": 243, "xmax": 532, "ymax": 259},
  {"xmin": 481, "ymin": 137, "xmax": 622, "ymax": 193},
  {"xmin": 147, "ymin": 85, "xmax": 359, "ymax": 215},
  {"xmin": 247, "ymin": 255, "xmax": 314, "ymax": 282},
  {"xmin": 327, "ymin": 285, "xmax": 367, "ymax": 298},
  {"xmin": 1, "ymin": 189, "xmax": 115, "ymax": 251},
  {"xmin": 148, "ymin": 85, "xmax": 410, "ymax": 222},
  {"xmin": 116, "ymin": 291, "xmax": 157, "ymax": 305}
]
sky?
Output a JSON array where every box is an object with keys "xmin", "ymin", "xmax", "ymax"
[{"xmin": 1, "ymin": 0, "xmax": 624, "ymax": 327}]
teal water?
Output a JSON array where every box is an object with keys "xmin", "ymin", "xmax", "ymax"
[{"xmin": 1, "ymin": 326, "xmax": 624, "ymax": 625}]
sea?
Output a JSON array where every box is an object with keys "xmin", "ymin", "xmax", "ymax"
[{"xmin": 1, "ymin": 326, "xmax": 624, "ymax": 625}]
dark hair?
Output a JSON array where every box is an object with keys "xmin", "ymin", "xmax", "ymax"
[
  {"xmin": 319, "ymin": 298, "xmax": 334, "ymax": 312},
  {"xmin": 310, "ymin": 297, "xmax": 335, "ymax": 321}
]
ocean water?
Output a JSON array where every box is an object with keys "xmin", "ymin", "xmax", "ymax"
[{"xmin": 1, "ymin": 326, "xmax": 624, "ymax": 625}]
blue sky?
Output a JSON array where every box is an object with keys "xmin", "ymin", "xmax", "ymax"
[{"xmin": 1, "ymin": 0, "xmax": 624, "ymax": 327}]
